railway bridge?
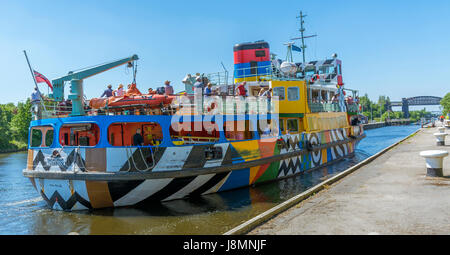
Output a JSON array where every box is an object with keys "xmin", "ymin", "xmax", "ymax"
[{"xmin": 390, "ymin": 96, "xmax": 442, "ymax": 118}]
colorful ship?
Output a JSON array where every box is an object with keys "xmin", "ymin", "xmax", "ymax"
[{"xmin": 23, "ymin": 19, "xmax": 365, "ymax": 211}]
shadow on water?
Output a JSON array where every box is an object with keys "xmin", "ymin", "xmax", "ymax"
[{"xmin": 0, "ymin": 125, "xmax": 419, "ymax": 234}]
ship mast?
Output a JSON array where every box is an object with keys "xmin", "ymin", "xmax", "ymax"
[{"xmin": 291, "ymin": 11, "xmax": 317, "ymax": 64}]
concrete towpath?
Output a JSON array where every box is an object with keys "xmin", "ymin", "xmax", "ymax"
[{"xmin": 248, "ymin": 126, "xmax": 450, "ymax": 235}]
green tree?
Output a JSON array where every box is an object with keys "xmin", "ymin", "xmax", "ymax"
[
  {"xmin": 0, "ymin": 104, "xmax": 14, "ymax": 149},
  {"xmin": 10, "ymin": 99, "xmax": 31, "ymax": 144},
  {"xmin": 440, "ymin": 92, "xmax": 450, "ymax": 115},
  {"xmin": 0, "ymin": 100, "xmax": 32, "ymax": 151}
]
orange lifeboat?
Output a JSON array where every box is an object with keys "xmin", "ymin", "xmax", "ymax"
[{"xmin": 89, "ymin": 94, "xmax": 175, "ymax": 109}]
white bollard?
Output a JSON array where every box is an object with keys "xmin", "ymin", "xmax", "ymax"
[
  {"xmin": 433, "ymin": 133, "xmax": 448, "ymax": 146},
  {"xmin": 420, "ymin": 150, "xmax": 449, "ymax": 177},
  {"xmin": 438, "ymin": 127, "xmax": 445, "ymax": 133}
]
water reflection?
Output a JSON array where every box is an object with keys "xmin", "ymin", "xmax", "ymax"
[{"xmin": 0, "ymin": 125, "xmax": 419, "ymax": 234}]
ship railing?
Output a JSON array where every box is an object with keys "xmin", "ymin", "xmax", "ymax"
[
  {"xmin": 206, "ymin": 71, "xmax": 232, "ymax": 86},
  {"xmin": 233, "ymin": 64, "xmax": 305, "ymax": 82},
  {"xmin": 309, "ymin": 101, "xmax": 361, "ymax": 114},
  {"xmin": 170, "ymin": 95, "xmax": 278, "ymax": 115},
  {"xmin": 33, "ymin": 94, "xmax": 279, "ymax": 120},
  {"xmin": 171, "ymin": 135, "xmax": 219, "ymax": 145},
  {"xmin": 347, "ymin": 103, "xmax": 360, "ymax": 113},
  {"xmin": 309, "ymin": 102, "xmax": 341, "ymax": 113},
  {"xmin": 32, "ymin": 99, "xmax": 73, "ymax": 120}
]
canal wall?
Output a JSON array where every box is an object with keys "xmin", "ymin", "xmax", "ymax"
[
  {"xmin": 243, "ymin": 126, "xmax": 450, "ymax": 235},
  {"xmin": 363, "ymin": 119, "xmax": 412, "ymax": 130}
]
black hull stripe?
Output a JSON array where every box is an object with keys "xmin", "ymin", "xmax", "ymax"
[
  {"xmin": 139, "ymin": 176, "xmax": 197, "ymax": 203},
  {"xmin": 108, "ymin": 180, "xmax": 145, "ymax": 202},
  {"xmin": 189, "ymin": 172, "xmax": 230, "ymax": 196}
]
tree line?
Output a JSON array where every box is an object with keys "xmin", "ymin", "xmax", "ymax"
[
  {"xmin": 0, "ymin": 99, "xmax": 31, "ymax": 152},
  {"xmin": 357, "ymin": 94, "xmax": 433, "ymax": 122},
  {"xmin": 441, "ymin": 92, "xmax": 450, "ymax": 116}
]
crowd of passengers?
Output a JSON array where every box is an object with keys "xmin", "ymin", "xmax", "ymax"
[
  {"xmin": 311, "ymin": 93, "xmax": 360, "ymax": 105},
  {"xmin": 99, "ymin": 79, "xmax": 274, "ymax": 99}
]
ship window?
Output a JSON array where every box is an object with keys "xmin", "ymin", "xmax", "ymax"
[
  {"xmin": 30, "ymin": 129, "xmax": 42, "ymax": 148},
  {"xmin": 287, "ymin": 87, "xmax": 300, "ymax": 101},
  {"xmin": 257, "ymin": 119, "xmax": 279, "ymax": 138},
  {"xmin": 224, "ymin": 120, "xmax": 254, "ymax": 141},
  {"xmin": 45, "ymin": 130, "xmax": 54, "ymax": 147},
  {"xmin": 280, "ymin": 119, "xmax": 285, "ymax": 133},
  {"xmin": 108, "ymin": 122, "xmax": 163, "ymax": 147},
  {"xmin": 170, "ymin": 121, "xmax": 220, "ymax": 145},
  {"xmin": 250, "ymin": 61, "xmax": 258, "ymax": 75},
  {"xmin": 255, "ymin": 50, "xmax": 266, "ymax": 57},
  {"xmin": 59, "ymin": 123, "xmax": 100, "ymax": 147},
  {"xmin": 273, "ymin": 87, "xmax": 285, "ymax": 100},
  {"xmin": 30, "ymin": 126, "xmax": 54, "ymax": 148},
  {"xmin": 286, "ymin": 119, "xmax": 299, "ymax": 133}
]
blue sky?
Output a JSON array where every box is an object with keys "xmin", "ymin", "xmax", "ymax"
[{"xmin": 1, "ymin": 0, "xmax": 449, "ymax": 110}]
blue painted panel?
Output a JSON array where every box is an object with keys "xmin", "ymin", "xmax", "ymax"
[
  {"xmin": 218, "ymin": 168, "xmax": 250, "ymax": 192},
  {"xmin": 234, "ymin": 61, "xmax": 272, "ymax": 78}
]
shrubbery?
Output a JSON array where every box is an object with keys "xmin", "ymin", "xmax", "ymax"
[{"xmin": 0, "ymin": 99, "xmax": 31, "ymax": 152}]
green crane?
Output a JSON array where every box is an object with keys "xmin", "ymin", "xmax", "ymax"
[{"xmin": 50, "ymin": 54, "xmax": 139, "ymax": 116}]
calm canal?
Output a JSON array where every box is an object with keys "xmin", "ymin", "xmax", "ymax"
[{"xmin": 0, "ymin": 125, "xmax": 419, "ymax": 235}]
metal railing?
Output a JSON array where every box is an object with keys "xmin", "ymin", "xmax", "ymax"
[
  {"xmin": 233, "ymin": 64, "xmax": 306, "ymax": 82},
  {"xmin": 309, "ymin": 102, "xmax": 360, "ymax": 114},
  {"xmin": 309, "ymin": 102, "xmax": 341, "ymax": 113},
  {"xmin": 206, "ymin": 71, "xmax": 232, "ymax": 86},
  {"xmin": 32, "ymin": 94, "xmax": 279, "ymax": 120}
]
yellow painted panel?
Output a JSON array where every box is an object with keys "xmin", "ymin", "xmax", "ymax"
[
  {"xmin": 270, "ymin": 80, "xmax": 308, "ymax": 115},
  {"xmin": 231, "ymin": 140, "xmax": 261, "ymax": 162},
  {"xmin": 249, "ymin": 166, "xmax": 261, "ymax": 184},
  {"xmin": 304, "ymin": 112, "xmax": 349, "ymax": 132}
]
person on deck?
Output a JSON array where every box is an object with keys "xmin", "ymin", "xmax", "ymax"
[
  {"xmin": 194, "ymin": 77, "xmax": 204, "ymax": 91},
  {"xmin": 164, "ymin": 81, "xmax": 174, "ymax": 96},
  {"xmin": 148, "ymin": 88, "xmax": 156, "ymax": 95},
  {"xmin": 235, "ymin": 82, "xmax": 247, "ymax": 97},
  {"xmin": 101, "ymin": 85, "xmax": 114, "ymax": 98},
  {"xmin": 193, "ymin": 77, "xmax": 204, "ymax": 113},
  {"xmin": 31, "ymin": 87, "xmax": 42, "ymax": 119},
  {"xmin": 126, "ymin": 83, "xmax": 142, "ymax": 96},
  {"xmin": 235, "ymin": 82, "xmax": 248, "ymax": 113},
  {"xmin": 261, "ymin": 88, "xmax": 272, "ymax": 113},
  {"xmin": 204, "ymin": 83, "xmax": 212, "ymax": 96},
  {"xmin": 31, "ymin": 86, "xmax": 41, "ymax": 103},
  {"xmin": 113, "ymin": 84, "xmax": 125, "ymax": 97},
  {"xmin": 133, "ymin": 128, "xmax": 144, "ymax": 146}
]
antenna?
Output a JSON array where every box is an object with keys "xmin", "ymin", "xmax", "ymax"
[
  {"xmin": 290, "ymin": 11, "xmax": 317, "ymax": 64},
  {"xmin": 284, "ymin": 42, "xmax": 295, "ymax": 62}
]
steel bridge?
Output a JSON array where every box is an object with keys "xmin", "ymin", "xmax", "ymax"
[{"xmin": 390, "ymin": 96, "xmax": 442, "ymax": 118}]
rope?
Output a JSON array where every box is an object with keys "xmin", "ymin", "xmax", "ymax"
[{"xmin": 126, "ymin": 147, "xmax": 154, "ymax": 172}]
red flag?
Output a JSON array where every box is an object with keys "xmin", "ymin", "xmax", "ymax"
[{"xmin": 33, "ymin": 70, "xmax": 53, "ymax": 90}]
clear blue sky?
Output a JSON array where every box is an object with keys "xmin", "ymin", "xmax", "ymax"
[{"xmin": 1, "ymin": 0, "xmax": 449, "ymax": 108}]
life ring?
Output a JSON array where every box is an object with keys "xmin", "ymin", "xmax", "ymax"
[
  {"xmin": 310, "ymin": 74, "xmax": 319, "ymax": 83},
  {"xmin": 207, "ymin": 102, "xmax": 217, "ymax": 112}
]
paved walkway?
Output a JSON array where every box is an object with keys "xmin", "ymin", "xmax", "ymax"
[{"xmin": 249, "ymin": 126, "xmax": 450, "ymax": 235}]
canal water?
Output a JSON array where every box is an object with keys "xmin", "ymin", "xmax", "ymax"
[{"xmin": 0, "ymin": 125, "xmax": 419, "ymax": 235}]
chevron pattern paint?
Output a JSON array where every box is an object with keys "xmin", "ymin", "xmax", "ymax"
[{"xmin": 27, "ymin": 126, "xmax": 363, "ymax": 211}]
